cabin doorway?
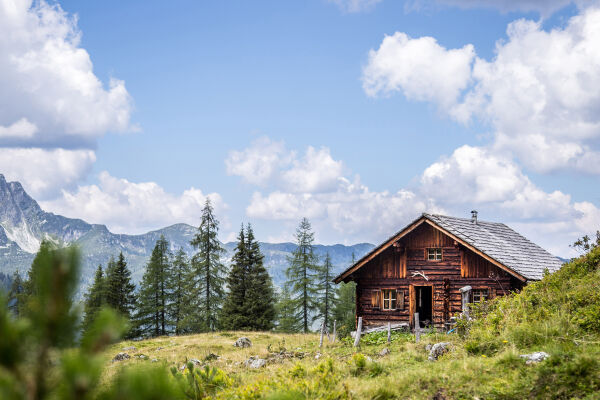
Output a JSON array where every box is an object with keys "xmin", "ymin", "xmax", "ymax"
[{"xmin": 410, "ymin": 285, "xmax": 433, "ymax": 328}]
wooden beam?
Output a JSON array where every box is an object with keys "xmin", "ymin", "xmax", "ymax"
[{"xmin": 423, "ymin": 219, "xmax": 527, "ymax": 282}]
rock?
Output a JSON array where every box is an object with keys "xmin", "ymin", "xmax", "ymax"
[
  {"xmin": 245, "ymin": 356, "xmax": 267, "ymax": 369},
  {"xmin": 112, "ymin": 352, "xmax": 130, "ymax": 362},
  {"xmin": 122, "ymin": 346, "xmax": 137, "ymax": 351},
  {"xmin": 379, "ymin": 348, "xmax": 391, "ymax": 356},
  {"xmin": 428, "ymin": 342, "xmax": 452, "ymax": 361},
  {"xmin": 204, "ymin": 353, "xmax": 219, "ymax": 361},
  {"xmin": 520, "ymin": 352, "xmax": 550, "ymax": 364},
  {"xmin": 137, "ymin": 354, "xmax": 148, "ymax": 360},
  {"xmin": 234, "ymin": 337, "xmax": 252, "ymax": 348},
  {"xmin": 189, "ymin": 358, "xmax": 202, "ymax": 365},
  {"xmin": 425, "ymin": 344, "xmax": 432, "ymax": 351},
  {"xmin": 315, "ymin": 352, "xmax": 322, "ymax": 360},
  {"xmin": 151, "ymin": 358, "xmax": 158, "ymax": 363}
]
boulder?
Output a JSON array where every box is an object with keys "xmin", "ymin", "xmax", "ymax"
[
  {"xmin": 245, "ymin": 356, "xmax": 267, "ymax": 369},
  {"xmin": 428, "ymin": 342, "xmax": 452, "ymax": 361},
  {"xmin": 234, "ymin": 337, "xmax": 252, "ymax": 348},
  {"xmin": 112, "ymin": 352, "xmax": 130, "ymax": 362},
  {"xmin": 379, "ymin": 348, "xmax": 391, "ymax": 356},
  {"xmin": 520, "ymin": 352, "xmax": 549, "ymax": 365}
]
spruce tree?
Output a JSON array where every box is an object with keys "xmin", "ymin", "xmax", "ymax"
[
  {"xmin": 317, "ymin": 252, "xmax": 336, "ymax": 332},
  {"xmin": 135, "ymin": 236, "xmax": 171, "ymax": 337},
  {"xmin": 188, "ymin": 198, "xmax": 227, "ymax": 332},
  {"xmin": 7, "ymin": 270, "xmax": 24, "ymax": 316},
  {"xmin": 275, "ymin": 286, "xmax": 302, "ymax": 333},
  {"xmin": 220, "ymin": 225, "xmax": 250, "ymax": 330},
  {"xmin": 285, "ymin": 217, "xmax": 320, "ymax": 333},
  {"xmin": 168, "ymin": 247, "xmax": 191, "ymax": 335},
  {"xmin": 82, "ymin": 265, "xmax": 106, "ymax": 334},
  {"xmin": 245, "ymin": 224, "xmax": 276, "ymax": 330},
  {"xmin": 333, "ymin": 252, "xmax": 357, "ymax": 337},
  {"xmin": 105, "ymin": 253, "xmax": 136, "ymax": 323}
]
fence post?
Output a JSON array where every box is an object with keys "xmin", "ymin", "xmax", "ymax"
[
  {"xmin": 353, "ymin": 317, "xmax": 363, "ymax": 347},
  {"xmin": 387, "ymin": 321, "xmax": 391, "ymax": 344},
  {"xmin": 414, "ymin": 313, "xmax": 420, "ymax": 343}
]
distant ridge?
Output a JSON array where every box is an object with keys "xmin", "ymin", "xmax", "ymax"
[{"xmin": 0, "ymin": 174, "xmax": 374, "ymax": 293}]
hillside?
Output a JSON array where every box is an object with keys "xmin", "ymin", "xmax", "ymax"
[
  {"xmin": 96, "ymin": 245, "xmax": 600, "ymax": 399},
  {"xmin": 0, "ymin": 174, "xmax": 374, "ymax": 291}
]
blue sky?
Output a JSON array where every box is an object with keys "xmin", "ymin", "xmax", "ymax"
[{"xmin": 0, "ymin": 0, "xmax": 598, "ymax": 256}]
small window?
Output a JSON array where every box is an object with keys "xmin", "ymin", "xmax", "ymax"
[
  {"xmin": 427, "ymin": 248, "xmax": 442, "ymax": 261},
  {"xmin": 382, "ymin": 289, "xmax": 397, "ymax": 310},
  {"xmin": 471, "ymin": 289, "xmax": 489, "ymax": 303}
]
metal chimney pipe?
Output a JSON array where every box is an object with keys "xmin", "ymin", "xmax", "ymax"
[{"xmin": 471, "ymin": 210, "xmax": 478, "ymax": 224}]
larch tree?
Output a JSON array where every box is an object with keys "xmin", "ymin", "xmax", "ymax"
[
  {"xmin": 285, "ymin": 217, "xmax": 320, "ymax": 333},
  {"xmin": 82, "ymin": 265, "xmax": 106, "ymax": 334},
  {"xmin": 188, "ymin": 198, "xmax": 227, "ymax": 332},
  {"xmin": 135, "ymin": 236, "xmax": 171, "ymax": 337},
  {"xmin": 105, "ymin": 252, "xmax": 136, "ymax": 331},
  {"xmin": 168, "ymin": 247, "xmax": 191, "ymax": 335},
  {"xmin": 317, "ymin": 252, "xmax": 336, "ymax": 332}
]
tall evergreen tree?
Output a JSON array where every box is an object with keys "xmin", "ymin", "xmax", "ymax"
[
  {"xmin": 188, "ymin": 198, "xmax": 227, "ymax": 332},
  {"xmin": 285, "ymin": 217, "xmax": 320, "ymax": 333},
  {"xmin": 168, "ymin": 247, "xmax": 191, "ymax": 335},
  {"xmin": 317, "ymin": 252, "xmax": 336, "ymax": 332},
  {"xmin": 245, "ymin": 224, "xmax": 276, "ymax": 330},
  {"xmin": 135, "ymin": 236, "xmax": 171, "ymax": 337},
  {"xmin": 220, "ymin": 225, "xmax": 250, "ymax": 330},
  {"xmin": 7, "ymin": 270, "xmax": 24, "ymax": 316},
  {"xmin": 82, "ymin": 265, "xmax": 106, "ymax": 334},
  {"xmin": 333, "ymin": 252, "xmax": 357, "ymax": 337},
  {"xmin": 275, "ymin": 286, "xmax": 302, "ymax": 333},
  {"xmin": 105, "ymin": 252, "xmax": 136, "ymax": 323}
]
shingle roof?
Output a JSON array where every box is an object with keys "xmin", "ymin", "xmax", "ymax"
[
  {"xmin": 334, "ymin": 213, "xmax": 564, "ymax": 282},
  {"xmin": 424, "ymin": 214, "xmax": 563, "ymax": 280}
]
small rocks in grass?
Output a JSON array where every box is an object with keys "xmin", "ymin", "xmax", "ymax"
[
  {"xmin": 204, "ymin": 353, "xmax": 219, "ymax": 361},
  {"xmin": 112, "ymin": 352, "xmax": 130, "ymax": 362},
  {"xmin": 520, "ymin": 351, "xmax": 549, "ymax": 365},
  {"xmin": 379, "ymin": 348, "xmax": 391, "ymax": 356},
  {"xmin": 151, "ymin": 358, "xmax": 158, "ymax": 363},
  {"xmin": 428, "ymin": 342, "xmax": 452, "ymax": 361},
  {"xmin": 315, "ymin": 352, "xmax": 322, "ymax": 360},
  {"xmin": 245, "ymin": 356, "xmax": 267, "ymax": 369},
  {"xmin": 234, "ymin": 337, "xmax": 252, "ymax": 348},
  {"xmin": 122, "ymin": 346, "xmax": 137, "ymax": 351},
  {"xmin": 137, "ymin": 354, "xmax": 148, "ymax": 360},
  {"xmin": 189, "ymin": 358, "xmax": 202, "ymax": 365}
]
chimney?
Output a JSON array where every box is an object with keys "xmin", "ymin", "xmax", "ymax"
[{"xmin": 471, "ymin": 210, "xmax": 478, "ymax": 224}]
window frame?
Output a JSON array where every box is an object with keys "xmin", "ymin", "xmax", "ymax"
[
  {"xmin": 471, "ymin": 288, "xmax": 489, "ymax": 303},
  {"xmin": 382, "ymin": 289, "xmax": 397, "ymax": 311},
  {"xmin": 427, "ymin": 248, "xmax": 443, "ymax": 261}
]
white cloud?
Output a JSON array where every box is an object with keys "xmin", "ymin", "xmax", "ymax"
[
  {"xmin": 0, "ymin": 118, "xmax": 37, "ymax": 139},
  {"xmin": 363, "ymin": 5, "xmax": 600, "ymax": 174},
  {"xmin": 0, "ymin": 147, "xmax": 95, "ymax": 199},
  {"xmin": 0, "ymin": 0, "xmax": 134, "ymax": 146},
  {"xmin": 41, "ymin": 172, "xmax": 226, "ymax": 234},
  {"xmin": 226, "ymin": 137, "xmax": 345, "ymax": 193},
  {"xmin": 328, "ymin": 0, "xmax": 382, "ymax": 13}
]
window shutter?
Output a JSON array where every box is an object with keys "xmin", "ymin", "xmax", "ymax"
[
  {"xmin": 396, "ymin": 289, "xmax": 404, "ymax": 310},
  {"xmin": 371, "ymin": 290, "xmax": 380, "ymax": 308}
]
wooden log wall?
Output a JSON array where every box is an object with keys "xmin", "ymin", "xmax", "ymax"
[{"xmin": 354, "ymin": 223, "xmax": 514, "ymax": 328}]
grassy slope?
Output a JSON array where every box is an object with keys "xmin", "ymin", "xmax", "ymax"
[{"xmin": 103, "ymin": 247, "xmax": 600, "ymax": 399}]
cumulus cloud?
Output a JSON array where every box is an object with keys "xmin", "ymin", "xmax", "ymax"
[
  {"xmin": 363, "ymin": 5, "xmax": 600, "ymax": 174},
  {"xmin": 226, "ymin": 137, "xmax": 345, "ymax": 193},
  {"xmin": 0, "ymin": 0, "xmax": 134, "ymax": 147},
  {"xmin": 41, "ymin": 172, "xmax": 225, "ymax": 234},
  {"xmin": 328, "ymin": 0, "xmax": 382, "ymax": 13},
  {"xmin": 0, "ymin": 148, "xmax": 96, "ymax": 199}
]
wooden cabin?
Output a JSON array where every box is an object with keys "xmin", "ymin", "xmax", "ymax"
[{"xmin": 333, "ymin": 212, "xmax": 564, "ymax": 330}]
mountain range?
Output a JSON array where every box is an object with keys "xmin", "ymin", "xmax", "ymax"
[{"xmin": 0, "ymin": 174, "xmax": 374, "ymax": 293}]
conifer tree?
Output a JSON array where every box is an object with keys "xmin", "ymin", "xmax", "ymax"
[
  {"xmin": 275, "ymin": 286, "xmax": 302, "ymax": 333},
  {"xmin": 317, "ymin": 252, "xmax": 336, "ymax": 332},
  {"xmin": 333, "ymin": 252, "xmax": 357, "ymax": 337},
  {"xmin": 285, "ymin": 217, "xmax": 320, "ymax": 333},
  {"xmin": 135, "ymin": 236, "xmax": 171, "ymax": 337},
  {"xmin": 82, "ymin": 265, "xmax": 107, "ymax": 334},
  {"xmin": 7, "ymin": 270, "xmax": 24, "ymax": 316},
  {"xmin": 245, "ymin": 224, "xmax": 276, "ymax": 330},
  {"xmin": 188, "ymin": 198, "xmax": 227, "ymax": 332},
  {"xmin": 105, "ymin": 252, "xmax": 136, "ymax": 324},
  {"xmin": 220, "ymin": 225, "xmax": 250, "ymax": 330},
  {"xmin": 168, "ymin": 247, "xmax": 190, "ymax": 335}
]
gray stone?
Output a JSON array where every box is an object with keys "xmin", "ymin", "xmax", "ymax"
[
  {"xmin": 189, "ymin": 358, "xmax": 202, "ymax": 365},
  {"xmin": 520, "ymin": 352, "xmax": 550, "ymax": 364},
  {"xmin": 112, "ymin": 352, "xmax": 130, "ymax": 362},
  {"xmin": 428, "ymin": 342, "xmax": 452, "ymax": 361},
  {"xmin": 137, "ymin": 354, "xmax": 148, "ymax": 360},
  {"xmin": 122, "ymin": 346, "xmax": 137, "ymax": 351},
  {"xmin": 315, "ymin": 352, "xmax": 322, "ymax": 360},
  {"xmin": 234, "ymin": 337, "xmax": 252, "ymax": 348},
  {"xmin": 151, "ymin": 358, "xmax": 158, "ymax": 363},
  {"xmin": 245, "ymin": 356, "xmax": 267, "ymax": 369},
  {"xmin": 379, "ymin": 348, "xmax": 391, "ymax": 356}
]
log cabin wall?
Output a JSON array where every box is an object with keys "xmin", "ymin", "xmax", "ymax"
[{"xmin": 354, "ymin": 223, "xmax": 515, "ymax": 329}]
